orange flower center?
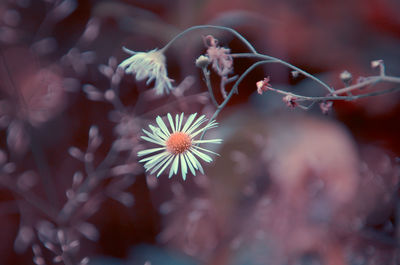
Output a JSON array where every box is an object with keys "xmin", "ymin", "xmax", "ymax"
[{"xmin": 166, "ymin": 132, "xmax": 192, "ymax": 154}]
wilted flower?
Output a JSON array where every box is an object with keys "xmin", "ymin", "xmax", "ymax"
[
  {"xmin": 256, "ymin": 77, "xmax": 272, "ymax": 95},
  {"xmin": 204, "ymin": 35, "xmax": 233, "ymax": 76},
  {"xmin": 137, "ymin": 113, "xmax": 222, "ymax": 180},
  {"xmin": 119, "ymin": 48, "xmax": 173, "ymax": 95}
]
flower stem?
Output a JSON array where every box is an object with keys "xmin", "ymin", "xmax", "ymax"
[
  {"xmin": 160, "ymin": 25, "xmax": 257, "ymax": 53},
  {"xmin": 202, "ymin": 67, "xmax": 219, "ymax": 107},
  {"xmin": 231, "ymin": 53, "xmax": 334, "ymax": 94},
  {"xmin": 199, "ymin": 60, "xmax": 273, "ymax": 141}
]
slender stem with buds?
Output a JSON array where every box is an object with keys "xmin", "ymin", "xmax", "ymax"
[
  {"xmin": 231, "ymin": 53, "xmax": 334, "ymax": 93},
  {"xmin": 199, "ymin": 47, "xmax": 400, "ymax": 139},
  {"xmin": 0, "ymin": 177, "xmax": 58, "ymax": 220},
  {"xmin": 331, "ymin": 75, "xmax": 400, "ymax": 95},
  {"xmin": 199, "ymin": 60, "xmax": 273, "ymax": 141},
  {"xmin": 57, "ymin": 146, "xmax": 120, "ymax": 224},
  {"xmin": 268, "ymin": 86, "xmax": 400, "ymax": 102}
]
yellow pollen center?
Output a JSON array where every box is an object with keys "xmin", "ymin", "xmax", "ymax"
[{"xmin": 166, "ymin": 132, "xmax": 192, "ymax": 155}]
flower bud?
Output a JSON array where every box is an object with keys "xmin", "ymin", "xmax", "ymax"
[
  {"xmin": 340, "ymin": 70, "xmax": 352, "ymax": 85},
  {"xmin": 371, "ymin": 60, "xmax": 383, "ymax": 68},
  {"xmin": 195, "ymin": 55, "xmax": 210, "ymax": 68}
]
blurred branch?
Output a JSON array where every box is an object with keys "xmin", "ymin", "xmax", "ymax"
[
  {"xmin": 0, "ymin": 177, "xmax": 58, "ymax": 220},
  {"xmin": 28, "ymin": 125, "xmax": 60, "ymax": 208}
]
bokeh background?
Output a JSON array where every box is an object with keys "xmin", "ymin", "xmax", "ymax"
[{"xmin": 0, "ymin": 0, "xmax": 400, "ymax": 265}]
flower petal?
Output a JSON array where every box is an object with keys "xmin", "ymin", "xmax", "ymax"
[
  {"xmin": 176, "ymin": 113, "xmax": 184, "ymax": 132},
  {"xmin": 157, "ymin": 155, "xmax": 175, "ymax": 177},
  {"xmin": 192, "ymin": 139, "xmax": 222, "ymax": 144},
  {"xmin": 180, "ymin": 154, "xmax": 187, "ymax": 181},
  {"xmin": 143, "ymin": 127, "xmax": 165, "ymax": 142},
  {"xmin": 150, "ymin": 153, "xmax": 173, "ymax": 175},
  {"xmin": 141, "ymin": 136, "xmax": 165, "ymax": 146},
  {"xmin": 186, "ymin": 115, "xmax": 207, "ymax": 135},
  {"xmin": 156, "ymin": 116, "xmax": 170, "ymax": 137},
  {"xmin": 137, "ymin": 147, "xmax": 165, "ymax": 157},
  {"xmin": 193, "ymin": 145, "xmax": 220, "ymax": 156},
  {"xmin": 168, "ymin": 155, "xmax": 180, "ymax": 179},
  {"xmin": 191, "ymin": 148, "xmax": 213, "ymax": 163},
  {"xmin": 140, "ymin": 151, "xmax": 168, "ymax": 164},
  {"xmin": 183, "ymin": 153, "xmax": 196, "ymax": 176},
  {"xmin": 186, "ymin": 151, "xmax": 199, "ymax": 170},
  {"xmin": 182, "ymin": 113, "xmax": 197, "ymax": 133},
  {"xmin": 167, "ymin": 113, "xmax": 175, "ymax": 133}
]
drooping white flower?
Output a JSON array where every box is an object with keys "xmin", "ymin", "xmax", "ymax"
[
  {"xmin": 137, "ymin": 113, "xmax": 222, "ymax": 180},
  {"xmin": 119, "ymin": 48, "xmax": 173, "ymax": 95}
]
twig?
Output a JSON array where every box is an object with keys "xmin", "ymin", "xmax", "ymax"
[
  {"xmin": 161, "ymin": 25, "xmax": 257, "ymax": 53},
  {"xmin": 28, "ymin": 125, "xmax": 60, "ymax": 208},
  {"xmin": 199, "ymin": 60, "xmax": 273, "ymax": 141},
  {"xmin": 268, "ymin": 86, "xmax": 400, "ymax": 102},
  {"xmin": 201, "ymin": 67, "xmax": 219, "ymax": 107},
  {"xmin": 331, "ymin": 75, "xmax": 400, "ymax": 95},
  {"xmin": 231, "ymin": 53, "xmax": 334, "ymax": 94},
  {"xmin": 0, "ymin": 177, "xmax": 58, "ymax": 220}
]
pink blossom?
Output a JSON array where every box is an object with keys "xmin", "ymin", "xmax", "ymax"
[
  {"xmin": 319, "ymin": 101, "xmax": 333, "ymax": 114},
  {"xmin": 256, "ymin": 77, "xmax": 272, "ymax": 95},
  {"xmin": 282, "ymin": 95, "xmax": 298, "ymax": 108},
  {"xmin": 203, "ymin": 35, "xmax": 233, "ymax": 76}
]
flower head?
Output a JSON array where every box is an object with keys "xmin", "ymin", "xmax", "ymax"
[
  {"xmin": 319, "ymin": 101, "xmax": 333, "ymax": 114},
  {"xmin": 119, "ymin": 48, "xmax": 173, "ymax": 95},
  {"xmin": 138, "ymin": 113, "xmax": 222, "ymax": 180},
  {"xmin": 282, "ymin": 95, "xmax": 298, "ymax": 108},
  {"xmin": 256, "ymin": 77, "xmax": 272, "ymax": 95},
  {"xmin": 204, "ymin": 35, "xmax": 233, "ymax": 76}
]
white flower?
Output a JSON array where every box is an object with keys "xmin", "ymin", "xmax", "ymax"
[
  {"xmin": 119, "ymin": 48, "xmax": 173, "ymax": 95},
  {"xmin": 138, "ymin": 113, "xmax": 222, "ymax": 180}
]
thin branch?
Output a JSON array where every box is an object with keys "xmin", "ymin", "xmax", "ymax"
[
  {"xmin": 198, "ymin": 60, "xmax": 273, "ymax": 141},
  {"xmin": 231, "ymin": 53, "xmax": 334, "ymax": 94},
  {"xmin": 57, "ymin": 145, "xmax": 120, "ymax": 224},
  {"xmin": 331, "ymin": 75, "xmax": 400, "ymax": 95},
  {"xmin": 0, "ymin": 177, "xmax": 58, "ymax": 220},
  {"xmin": 201, "ymin": 68, "xmax": 219, "ymax": 107},
  {"xmin": 28, "ymin": 125, "xmax": 59, "ymax": 208},
  {"xmin": 161, "ymin": 25, "xmax": 257, "ymax": 53},
  {"xmin": 270, "ymin": 86, "xmax": 399, "ymax": 102},
  {"xmin": 220, "ymin": 77, "xmax": 228, "ymax": 99}
]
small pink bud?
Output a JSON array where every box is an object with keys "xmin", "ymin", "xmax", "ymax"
[
  {"xmin": 371, "ymin": 59, "xmax": 383, "ymax": 68},
  {"xmin": 72, "ymin": 171, "xmax": 84, "ymax": 187},
  {"xmin": 89, "ymin": 125, "xmax": 99, "ymax": 139},
  {"xmin": 68, "ymin": 147, "xmax": 84, "ymax": 160},
  {"xmin": 256, "ymin": 77, "xmax": 272, "ymax": 95},
  {"xmin": 291, "ymin": 71, "xmax": 299, "ymax": 78},
  {"xmin": 320, "ymin": 101, "xmax": 333, "ymax": 114},
  {"xmin": 104, "ymin": 89, "xmax": 115, "ymax": 101},
  {"xmin": 340, "ymin": 70, "xmax": 352, "ymax": 84},
  {"xmin": 80, "ymin": 257, "xmax": 90, "ymax": 265},
  {"xmin": 282, "ymin": 95, "xmax": 298, "ymax": 108}
]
